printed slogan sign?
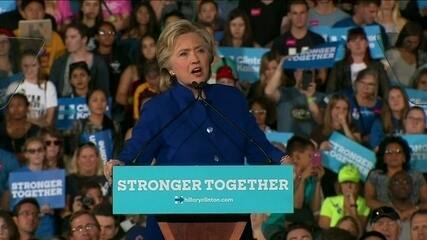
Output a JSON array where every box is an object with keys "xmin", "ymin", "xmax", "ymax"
[
  {"xmin": 402, "ymin": 135, "xmax": 427, "ymax": 172},
  {"xmin": 9, "ymin": 170, "xmax": 65, "ymax": 209},
  {"xmin": 322, "ymin": 132, "xmax": 376, "ymax": 181},
  {"xmin": 113, "ymin": 166, "xmax": 294, "ymax": 214},
  {"xmin": 81, "ymin": 130, "xmax": 114, "ymax": 162},
  {"xmin": 283, "ymin": 42, "xmax": 339, "ymax": 69}
]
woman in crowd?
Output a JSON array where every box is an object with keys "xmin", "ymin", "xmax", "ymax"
[
  {"xmin": 0, "ymin": 210, "xmax": 19, "ymax": 240},
  {"xmin": 73, "ymin": 0, "xmax": 103, "ymax": 49},
  {"xmin": 385, "ymin": 22, "xmax": 426, "ymax": 87},
  {"xmin": 247, "ymin": 51, "xmax": 283, "ymax": 100},
  {"xmin": 249, "ymin": 97, "xmax": 276, "ymax": 133},
  {"xmin": 220, "ymin": 8, "xmax": 257, "ymax": 48},
  {"xmin": 411, "ymin": 67, "xmax": 427, "ymax": 91},
  {"xmin": 403, "ymin": 106, "xmax": 426, "ymax": 134},
  {"xmin": 336, "ymin": 216, "xmax": 360, "ymax": 238},
  {"xmin": 69, "ymin": 89, "xmax": 120, "ymax": 154},
  {"xmin": 122, "ymin": 2, "xmax": 159, "ymax": 40},
  {"xmin": 326, "ymin": 27, "xmax": 389, "ymax": 97},
  {"xmin": 369, "ymin": 86, "xmax": 409, "ymax": 149},
  {"xmin": 38, "ymin": 127, "xmax": 64, "ymax": 170},
  {"xmin": 0, "ymin": 94, "xmax": 40, "ymax": 157},
  {"xmin": 348, "ymin": 68, "xmax": 383, "ymax": 144},
  {"xmin": 6, "ymin": 51, "xmax": 57, "ymax": 127},
  {"xmin": 69, "ymin": 61, "xmax": 91, "ymax": 98},
  {"xmin": 365, "ymin": 136, "xmax": 427, "ymax": 220},
  {"xmin": 376, "ymin": 0, "xmax": 407, "ymax": 46},
  {"xmin": 133, "ymin": 62, "xmax": 160, "ymax": 121},
  {"xmin": 319, "ymin": 164, "xmax": 370, "ymax": 232}
]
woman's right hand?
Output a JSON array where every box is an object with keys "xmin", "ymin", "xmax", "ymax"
[{"xmin": 104, "ymin": 159, "xmax": 125, "ymax": 183}]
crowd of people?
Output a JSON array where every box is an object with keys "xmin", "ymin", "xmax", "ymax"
[{"xmin": 0, "ymin": 0, "xmax": 427, "ymax": 239}]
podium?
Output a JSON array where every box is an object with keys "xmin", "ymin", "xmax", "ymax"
[
  {"xmin": 113, "ymin": 166, "xmax": 294, "ymax": 240},
  {"xmin": 157, "ymin": 214, "xmax": 247, "ymax": 240}
]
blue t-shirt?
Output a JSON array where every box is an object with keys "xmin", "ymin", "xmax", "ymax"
[{"xmin": 349, "ymin": 95, "xmax": 382, "ymax": 136}]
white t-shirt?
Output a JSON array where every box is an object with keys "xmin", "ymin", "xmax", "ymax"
[
  {"xmin": 6, "ymin": 80, "xmax": 58, "ymax": 120},
  {"xmin": 350, "ymin": 62, "xmax": 367, "ymax": 84}
]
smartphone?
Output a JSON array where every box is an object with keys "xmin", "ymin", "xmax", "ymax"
[
  {"xmin": 311, "ymin": 151, "xmax": 322, "ymax": 167},
  {"xmin": 301, "ymin": 70, "xmax": 314, "ymax": 90}
]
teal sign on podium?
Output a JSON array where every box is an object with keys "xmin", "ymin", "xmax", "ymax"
[{"xmin": 113, "ymin": 166, "xmax": 294, "ymax": 214}]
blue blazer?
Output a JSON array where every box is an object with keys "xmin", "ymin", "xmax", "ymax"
[{"xmin": 120, "ymin": 83, "xmax": 283, "ymax": 165}]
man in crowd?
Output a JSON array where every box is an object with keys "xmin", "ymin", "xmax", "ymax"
[
  {"xmin": 12, "ymin": 198, "xmax": 40, "ymax": 240},
  {"xmin": 411, "ymin": 210, "xmax": 427, "ymax": 240},
  {"xmin": 69, "ymin": 210, "xmax": 100, "ymax": 240},
  {"xmin": 92, "ymin": 203, "xmax": 120, "ymax": 240},
  {"xmin": 370, "ymin": 206, "xmax": 401, "ymax": 240}
]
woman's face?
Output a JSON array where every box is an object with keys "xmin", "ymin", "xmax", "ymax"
[
  {"xmin": 82, "ymin": 0, "xmax": 101, "ymax": 19},
  {"xmin": 417, "ymin": 73, "xmax": 427, "ymax": 91},
  {"xmin": 402, "ymin": 35, "xmax": 420, "ymax": 52},
  {"xmin": 88, "ymin": 90, "xmax": 107, "ymax": 116},
  {"xmin": 198, "ymin": 2, "xmax": 217, "ymax": 24},
  {"xmin": 44, "ymin": 134, "xmax": 60, "ymax": 160},
  {"xmin": 388, "ymin": 89, "xmax": 405, "ymax": 112},
  {"xmin": 347, "ymin": 37, "xmax": 368, "ymax": 56},
  {"xmin": 337, "ymin": 219, "xmax": 358, "ymax": 237},
  {"xmin": 141, "ymin": 36, "xmax": 156, "ymax": 61},
  {"xmin": 97, "ymin": 24, "xmax": 116, "ymax": 47},
  {"xmin": 24, "ymin": 141, "xmax": 45, "ymax": 167},
  {"xmin": 168, "ymin": 32, "xmax": 211, "ymax": 86},
  {"xmin": 404, "ymin": 109, "xmax": 426, "ymax": 134},
  {"xmin": 250, "ymin": 102, "xmax": 267, "ymax": 128},
  {"xmin": 263, "ymin": 60, "xmax": 278, "ymax": 82},
  {"xmin": 77, "ymin": 147, "xmax": 98, "ymax": 175},
  {"xmin": 7, "ymin": 97, "xmax": 28, "ymax": 120},
  {"xmin": 383, "ymin": 142, "xmax": 406, "ymax": 169},
  {"xmin": 70, "ymin": 68, "xmax": 90, "ymax": 92},
  {"xmin": 136, "ymin": 5, "xmax": 150, "ymax": 25},
  {"xmin": 21, "ymin": 55, "xmax": 39, "ymax": 80},
  {"xmin": 0, "ymin": 34, "xmax": 10, "ymax": 56},
  {"xmin": 230, "ymin": 16, "xmax": 245, "ymax": 40},
  {"xmin": 331, "ymin": 100, "xmax": 349, "ymax": 122},
  {"xmin": 356, "ymin": 75, "xmax": 377, "ymax": 97},
  {"xmin": 286, "ymin": 228, "xmax": 313, "ymax": 240},
  {"xmin": 0, "ymin": 217, "xmax": 11, "ymax": 240}
]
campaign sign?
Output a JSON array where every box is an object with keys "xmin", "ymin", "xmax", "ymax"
[
  {"xmin": 9, "ymin": 170, "xmax": 65, "ymax": 209},
  {"xmin": 283, "ymin": 42, "xmax": 339, "ymax": 69},
  {"xmin": 405, "ymin": 88, "xmax": 427, "ymax": 125},
  {"xmin": 309, "ymin": 26, "xmax": 331, "ymax": 42},
  {"xmin": 56, "ymin": 97, "xmax": 112, "ymax": 130},
  {"xmin": 402, "ymin": 135, "xmax": 427, "ymax": 172},
  {"xmin": 113, "ymin": 166, "xmax": 294, "ymax": 214},
  {"xmin": 322, "ymin": 132, "xmax": 376, "ymax": 181},
  {"xmin": 81, "ymin": 130, "xmax": 114, "ymax": 163},
  {"xmin": 217, "ymin": 47, "xmax": 269, "ymax": 82},
  {"xmin": 266, "ymin": 132, "xmax": 294, "ymax": 146},
  {"xmin": 329, "ymin": 25, "xmax": 385, "ymax": 60}
]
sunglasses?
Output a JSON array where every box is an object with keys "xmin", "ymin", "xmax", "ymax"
[
  {"xmin": 26, "ymin": 147, "xmax": 44, "ymax": 154},
  {"xmin": 45, "ymin": 140, "xmax": 60, "ymax": 146}
]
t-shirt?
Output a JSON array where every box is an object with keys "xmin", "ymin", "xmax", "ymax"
[
  {"xmin": 350, "ymin": 62, "xmax": 367, "ymax": 83},
  {"xmin": 385, "ymin": 48, "xmax": 416, "ymax": 86},
  {"xmin": 320, "ymin": 195, "xmax": 370, "ymax": 227},
  {"xmin": 6, "ymin": 80, "xmax": 58, "ymax": 120},
  {"xmin": 271, "ymin": 30, "xmax": 325, "ymax": 56},
  {"xmin": 349, "ymin": 96, "xmax": 382, "ymax": 136},
  {"xmin": 308, "ymin": 7, "xmax": 350, "ymax": 27}
]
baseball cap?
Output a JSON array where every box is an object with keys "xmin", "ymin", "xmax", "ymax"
[
  {"xmin": 370, "ymin": 206, "xmax": 400, "ymax": 224},
  {"xmin": 338, "ymin": 164, "xmax": 360, "ymax": 183},
  {"xmin": 216, "ymin": 65, "xmax": 237, "ymax": 81}
]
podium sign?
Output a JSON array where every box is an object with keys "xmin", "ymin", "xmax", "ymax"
[{"xmin": 113, "ymin": 166, "xmax": 293, "ymax": 214}]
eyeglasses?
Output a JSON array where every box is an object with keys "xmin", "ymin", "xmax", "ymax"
[
  {"xmin": 98, "ymin": 30, "xmax": 115, "ymax": 36},
  {"xmin": 45, "ymin": 140, "xmax": 60, "ymax": 146},
  {"xmin": 407, "ymin": 116, "xmax": 425, "ymax": 122},
  {"xmin": 384, "ymin": 148, "xmax": 403, "ymax": 155},
  {"xmin": 17, "ymin": 211, "xmax": 40, "ymax": 218},
  {"xmin": 71, "ymin": 223, "xmax": 99, "ymax": 233},
  {"xmin": 249, "ymin": 109, "xmax": 267, "ymax": 115},
  {"xmin": 26, "ymin": 147, "xmax": 44, "ymax": 154}
]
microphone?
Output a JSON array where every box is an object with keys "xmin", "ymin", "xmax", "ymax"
[
  {"xmin": 190, "ymin": 82, "xmax": 274, "ymax": 164},
  {"xmin": 128, "ymin": 91, "xmax": 199, "ymax": 165}
]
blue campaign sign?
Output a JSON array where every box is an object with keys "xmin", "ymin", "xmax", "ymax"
[
  {"xmin": 283, "ymin": 42, "xmax": 339, "ymax": 69},
  {"xmin": 329, "ymin": 25, "xmax": 385, "ymax": 60},
  {"xmin": 402, "ymin": 134, "xmax": 427, "ymax": 172},
  {"xmin": 113, "ymin": 166, "xmax": 294, "ymax": 214},
  {"xmin": 0, "ymin": 1, "xmax": 16, "ymax": 14},
  {"xmin": 322, "ymin": 132, "xmax": 376, "ymax": 181},
  {"xmin": 309, "ymin": 26, "xmax": 331, "ymax": 42},
  {"xmin": 9, "ymin": 170, "xmax": 65, "ymax": 209},
  {"xmin": 406, "ymin": 88, "xmax": 427, "ymax": 125},
  {"xmin": 56, "ymin": 97, "xmax": 112, "ymax": 130},
  {"xmin": 217, "ymin": 47, "xmax": 269, "ymax": 83},
  {"xmin": 266, "ymin": 132, "xmax": 294, "ymax": 146},
  {"xmin": 81, "ymin": 130, "xmax": 114, "ymax": 162},
  {"xmin": 418, "ymin": 0, "xmax": 427, "ymax": 10}
]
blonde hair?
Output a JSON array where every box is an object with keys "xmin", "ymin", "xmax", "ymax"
[
  {"xmin": 377, "ymin": 0, "xmax": 407, "ymax": 32},
  {"xmin": 68, "ymin": 143, "xmax": 103, "ymax": 175},
  {"xmin": 23, "ymin": 137, "xmax": 47, "ymax": 168},
  {"xmin": 323, "ymin": 95, "xmax": 352, "ymax": 136},
  {"xmin": 156, "ymin": 19, "xmax": 214, "ymax": 91}
]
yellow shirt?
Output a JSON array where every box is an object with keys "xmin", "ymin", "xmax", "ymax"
[{"xmin": 320, "ymin": 195, "xmax": 370, "ymax": 227}]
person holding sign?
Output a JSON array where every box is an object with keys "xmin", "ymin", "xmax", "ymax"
[
  {"xmin": 105, "ymin": 19, "xmax": 284, "ymax": 239},
  {"xmin": 365, "ymin": 136, "xmax": 427, "ymax": 220},
  {"xmin": 319, "ymin": 164, "xmax": 370, "ymax": 231}
]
